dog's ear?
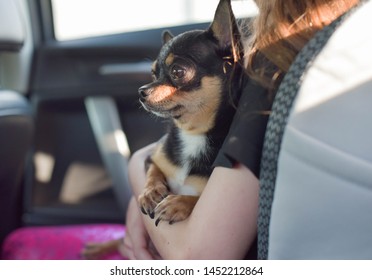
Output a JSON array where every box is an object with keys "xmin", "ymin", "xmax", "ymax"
[
  {"xmin": 208, "ymin": 0, "xmax": 242, "ymax": 62},
  {"xmin": 162, "ymin": 30, "xmax": 174, "ymax": 45}
]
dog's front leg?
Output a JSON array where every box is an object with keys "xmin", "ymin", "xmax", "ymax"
[
  {"xmin": 153, "ymin": 195, "xmax": 199, "ymax": 226},
  {"xmin": 138, "ymin": 162, "xmax": 170, "ymax": 219}
]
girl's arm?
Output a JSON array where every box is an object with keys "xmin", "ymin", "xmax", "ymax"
[{"xmin": 128, "ymin": 144, "xmax": 259, "ymax": 259}]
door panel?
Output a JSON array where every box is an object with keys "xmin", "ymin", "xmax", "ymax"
[{"xmin": 25, "ymin": 6, "xmax": 209, "ymax": 226}]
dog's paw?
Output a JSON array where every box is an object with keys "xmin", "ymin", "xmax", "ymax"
[
  {"xmin": 138, "ymin": 182, "xmax": 169, "ymax": 218},
  {"xmin": 153, "ymin": 195, "xmax": 198, "ymax": 226}
]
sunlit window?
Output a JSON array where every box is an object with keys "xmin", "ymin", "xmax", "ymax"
[{"xmin": 51, "ymin": 0, "xmax": 258, "ymax": 41}]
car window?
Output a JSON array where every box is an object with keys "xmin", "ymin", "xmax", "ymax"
[{"xmin": 51, "ymin": 0, "xmax": 258, "ymax": 41}]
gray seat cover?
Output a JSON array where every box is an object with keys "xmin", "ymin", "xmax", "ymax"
[{"xmin": 268, "ymin": 1, "xmax": 372, "ymax": 259}]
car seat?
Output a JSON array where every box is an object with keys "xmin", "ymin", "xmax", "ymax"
[
  {"xmin": 258, "ymin": 0, "xmax": 372, "ymax": 259},
  {"xmin": 0, "ymin": 0, "xmax": 34, "ymax": 249}
]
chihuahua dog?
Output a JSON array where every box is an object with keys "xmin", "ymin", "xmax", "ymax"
[
  {"xmin": 138, "ymin": 0, "xmax": 244, "ymax": 226},
  {"xmin": 82, "ymin": 0, "xmax": 244, "ymax": 259}
]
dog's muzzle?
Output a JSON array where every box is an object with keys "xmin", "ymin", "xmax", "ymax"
[{"xmin": 138, "ymin": 85, "xmax": 150, "ymax": 103}]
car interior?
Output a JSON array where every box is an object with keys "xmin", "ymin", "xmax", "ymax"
[
  {"xmin": 1, "ymin": 0, "xmax": 371, "ymax": 260},
  {"xmin": 258, "ymin": 0, "xmax": 372, "ymax": 259},
  {"xmin": 0, "ymin": 0, "xmax": 199, "ymax": 247},
  {"xmin": 0, "ymin": 0, "xmax": 257, "ymax": 258},
  {"xmin": 0, "ymin": 0, "xmax": 35, "ymax": 251}
]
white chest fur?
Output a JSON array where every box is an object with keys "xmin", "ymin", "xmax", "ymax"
[
  {"xmin": 180, "ymin": 131, "xmax": 208, "ymax": 161},
  {"xmin": 167, "ymin": 131, "xmax": 208, "ymax": 195}
]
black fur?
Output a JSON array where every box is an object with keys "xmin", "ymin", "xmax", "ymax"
[
  {"xmin": 157, "ymin": 31, "xmax": 243, "ymax": 177},
  {"xmin": 138, "ymin": 0, "xmax": 244, "ymax": 223}
]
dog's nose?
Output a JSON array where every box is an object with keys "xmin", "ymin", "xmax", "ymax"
[{"xmin": 138, "ymin": 86, "xmax": 149, "ymax": 102}]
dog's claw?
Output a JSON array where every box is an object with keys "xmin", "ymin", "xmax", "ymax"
[
  {"xmin": 149, "ymin": 211, "xmax": 155, "ymax": 219},
  {"xmin": 140, "ymin": 206, "xmax": 155, "ymax": 219},
  {"xmin": 155, "ymin": 217, "xmax": 161, "ymax": 227}
]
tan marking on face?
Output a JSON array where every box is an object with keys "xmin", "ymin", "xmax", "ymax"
[
  {"xmin": 174, "ymin": 76, "xmax": 223, "ymax": 134},
  {"xmin": 149, "ymin": 85, "xmax": 177, "ymax": 103},
  {"xmin": 165, "ymin": 53, "xmax": 174, "ymax": 66},
  {"xmin": 151, "ymin": 61, "xmax": 157, "ymax": 74}
]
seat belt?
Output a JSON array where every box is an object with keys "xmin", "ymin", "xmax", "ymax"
[{"xmin": 257, "ymin": 4, "xmax": 363, "ymax": 260}]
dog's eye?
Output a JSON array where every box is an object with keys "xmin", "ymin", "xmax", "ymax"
[{"xmin": 170, "ymin": 65, "xmax": 186, "ymax": 80}]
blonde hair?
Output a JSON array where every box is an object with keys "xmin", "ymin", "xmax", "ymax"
[{"xmin": 244, "ymin": 0, "xmax": 360, "ymax": 90}]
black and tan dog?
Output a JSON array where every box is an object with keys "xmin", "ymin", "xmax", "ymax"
[
  {"xmin": 82, "ymin": 0, "xmax": 244, "ymax": 259},
  {"xmin": 138, "ymin": 0, "xmax": 243, "ymax": 226}
]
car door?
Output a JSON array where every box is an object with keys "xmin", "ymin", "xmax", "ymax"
[{"xmin": 23, "ymin": 0, "xmax": 256, "ymax": 226}]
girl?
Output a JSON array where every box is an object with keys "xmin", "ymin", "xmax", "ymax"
[{"xmin": 122, "ymin": 0, "xmax": 360, "ymax": 259}]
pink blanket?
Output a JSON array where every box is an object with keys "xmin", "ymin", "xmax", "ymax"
[{"xmin": 1, "ymin": 224, "xmax": 126, "ymax": 260}]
